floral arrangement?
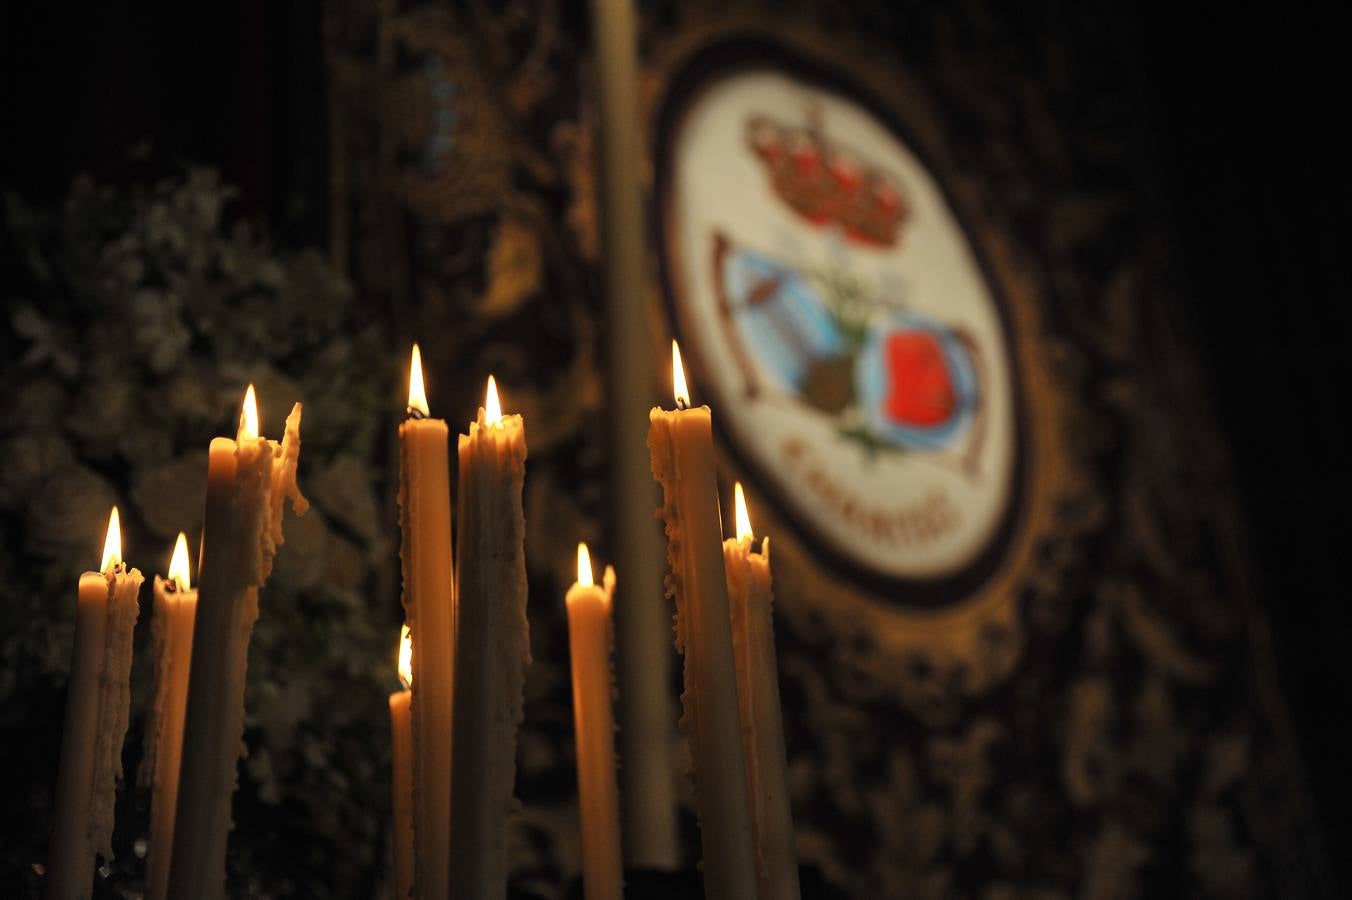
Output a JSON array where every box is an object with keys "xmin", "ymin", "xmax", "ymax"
[{"xmin": 1, "ymin": 168, "xmax": 398, "ymax": 897}]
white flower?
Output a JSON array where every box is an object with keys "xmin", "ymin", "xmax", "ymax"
[
  {"xmin": 0, "ymin": 434, "xmax": 74, "ymax": 510},
  {"xmin": 26, "ymin": 465, "xmax": 118, "ymax": 559},
  {"xmin": 131, "ymin": 453, "xmax": 208, "ymax": 539}
]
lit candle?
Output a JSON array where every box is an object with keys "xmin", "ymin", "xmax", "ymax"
[
  {"xmin": 399, "ymin": 344, "xmax": 456, "ymax": 899},
  {"xmin": 565, "ymin": 544, "xmax": 622, "ymax": 900},
  {"xmin": 725, "ymin": 484, "xmax": 799, "ymax": 900},
  {"xmin": 44, "ymin": 507, "xmax": 143, "ymax": 900},
  {"xmin": 648, "ymin": 342, "xmax": 757, "ymax": 898},
  {"xmin": 449, "ymin": 375, "xmax": 530, "ymax": 900},
  {"xmin": 168, "ymin": 385, "xmax": 307, "ymax": 899},
  {"xmin": 142, "ymin": 533, "xmax": 198, "ymax": 900},
  {"xmin": 389, "ymin": 625, "xmax": 415, "ymax": 900}
]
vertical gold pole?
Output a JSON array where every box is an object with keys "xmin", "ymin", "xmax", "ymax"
[{"xmin": 589, "ymin": 0, "xmax": 681, "ymax": 870}]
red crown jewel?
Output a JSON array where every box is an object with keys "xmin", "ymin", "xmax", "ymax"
[{"xmin": 746, "ymin": 110, "xmax": 909, "ymax": 248}]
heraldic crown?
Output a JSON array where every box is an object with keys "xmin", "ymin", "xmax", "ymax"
[{"xmin": 746, "ymin": 109, "xmax": 909, "ymax": 248}]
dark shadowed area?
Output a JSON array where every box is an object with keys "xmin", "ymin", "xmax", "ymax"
[{"xmin": 1, "ymin": 1, "xmax": 1343, "ymax": 897}]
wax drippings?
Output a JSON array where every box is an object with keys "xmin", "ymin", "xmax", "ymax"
[
  {"xmin": 139, "ymin": 577, "xmax": 173, "ymax": 792},
  {"xmin": 724, "ymin": 544, "xmax": 767, "ymax": 882},
  {"xmin": 241, "ymin": 402, "xmax": 309, "ymax": 586},
  {"xmin": 724, "ymin": 536, "xmax": 799, "ymax": 900},
  {"xmin": 646, "ymin": 411, "xmax": 701, "ymax": 805},
  {"xmin": 267, "ymin": 403, "xmax": 310, "ymax": 552},
  {"xmin": 449, "ymin": 408, "xmax": 529, "ymax": 896},
  {"xmin": 208, "ymin": 402, "xmax": 304, "ymax": 895},
  {"xmin": 90, "ymin": 566, "xmax": 144, "ymax": 863}
]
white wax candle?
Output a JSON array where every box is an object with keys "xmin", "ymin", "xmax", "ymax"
[
  {"xmin": 449, "ymin": 376, "xmax": 530, "ymax": 900},
  {"xmin": 45, "ymin": 507, "xmax": 143, "ymax": 900},
  {"xmin": 168, "ymin": 387, "xmax": 306, "ymax": 900},
  {"xmin": 142, "ymin": 533, "xmax": 198, "ymax": 900},
  {"xmin": 724, "ymin": 484, "xmax": 799, "ymax": 900},
  {"xmin": 399, "ymin": 344, "xmax": 456, "ymax": 899},
  {"xmin": 588, "ymin": 0, "xmax": 680, "ymax": 866},
  {"xmin": 565, "ymin": 545, "xmax": 622, "ymax": 900},
  {"xmin": 648, "ymin": 343, "xmax": 757, "ymax": 899}
]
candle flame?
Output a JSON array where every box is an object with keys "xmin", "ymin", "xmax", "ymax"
[
  {"xmin": 484, "ymin": 375, "xmax": 503, "ymax": 425},
  {"xmin": 168, "ymin": 532, "xmax": 192, "ymax": 592},
  {"xmin": 398, "ymin": 624, "xmax": 413, "ymax": 690},
  {"xmin": 734, "ymin": 481, "xmax": 754, "ymax": 543},
  {"xmin": 239, "ymin": 384, "xmax": 259, "ymax": 441},
  {"xmin": 577, "ymin": 542, "xmax": 594, "ymax": 588},
  {"xmin": 672, "ymin": 340, "xmax": 690, "ymax": 409},
  {"xmin": 100, "ymin": 506, "xmax": 122, "ymax": 573},
  {"xmin": 408, "ymin": 344, "xmax": 430, "ymax": 417}
]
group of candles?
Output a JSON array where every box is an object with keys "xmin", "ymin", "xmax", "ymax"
[
  {"xmin": 43, "ymin": 341, "xmax": 797, "ymax": 900},
  {"xmin": 393, "ymin": 348, "xmax": 530, "ymax": 900},
  {"xmin": 44, "ymin": 386, "xmax": 306, "ymax": 897},
  {"xmin": 45, "ymin": 386, "xmax": 306, "ymax": 900}
]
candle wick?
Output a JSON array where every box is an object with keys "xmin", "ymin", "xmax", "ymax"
[
  {"xmin": 676, "ymin": 397, "xmax": 689, "ymax": 411},
  {"xmin": 407, "ymin": 406, "xmax": 427, "ymax": 421}
]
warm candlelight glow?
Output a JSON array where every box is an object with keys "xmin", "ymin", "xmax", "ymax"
[
  {"xmin": 100, "ymin": 506, "xmax": 122, "ymax": 573},
  {"xmin": 672, "ymin": 340, "xmax": 690, "ymax": 409},
  {"xmin": 577, "ymin": 542, "xmax": 594, "ymax": 588},
  {"xmin": 734, "ymin": 482, "xmax": 754, "ymax": 543},
  {"xmin": 485, "ymin": 375, "xmax": 503, "ymax": 425},
  {"xmin": 408, "ymin": 344, "xmax": 430, "ymax": 417},
  {"xmin": 168, "ymin": 532, "xmax": 192, "ymax": 592},
  {"xmin": 239, "ymin": 384, "xmax": 260, "ymax": 441},
  {"xmin": 398, "ymin": 624, "xmax": 413, "ymax": 690}
]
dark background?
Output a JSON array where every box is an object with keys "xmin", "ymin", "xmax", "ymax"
[
  {"xmin": 1127, "ymin": 7, "xmax": 1347, "ymax": 880},
  {"xmin": 2, "ymin": 0, "xmax": 1344, "ymax": 894}
]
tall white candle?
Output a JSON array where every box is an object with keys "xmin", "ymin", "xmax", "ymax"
[
  {"xmin": 648, "ymin": 343, "xmax": 757, "ymax": 899},
  {"xmin": 449, "ymin": 376, "xmax": 530, "ymax": 900},
  {"xmin": 566, "ymin": 544, "xmax": 622, "ymax": 900},
  {"xmin": 399, "ymin": 344, "xmax": 456, "ymax": 899},
  {"xmin": 142, "ymin": 533, "xmax": 198, "ymax": 900},
  {"xmin": 45, "ymin": 507, "xmax": 143, "ymax": 900},
  {"xmin": 168, "ymin": 386, "xmax": 307, "ymax": 900},
  {"xmin": 724, "ymin": 484, "xmax": 798, "ymax": 900},
  {"xmin": 588, "ymin": 0, "xmax": 680, "ymax": 867}
]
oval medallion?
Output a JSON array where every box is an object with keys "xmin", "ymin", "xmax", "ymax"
[{"xmin": 658, "ymin": 54, "xmax": 1024, "ymax": 600}]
